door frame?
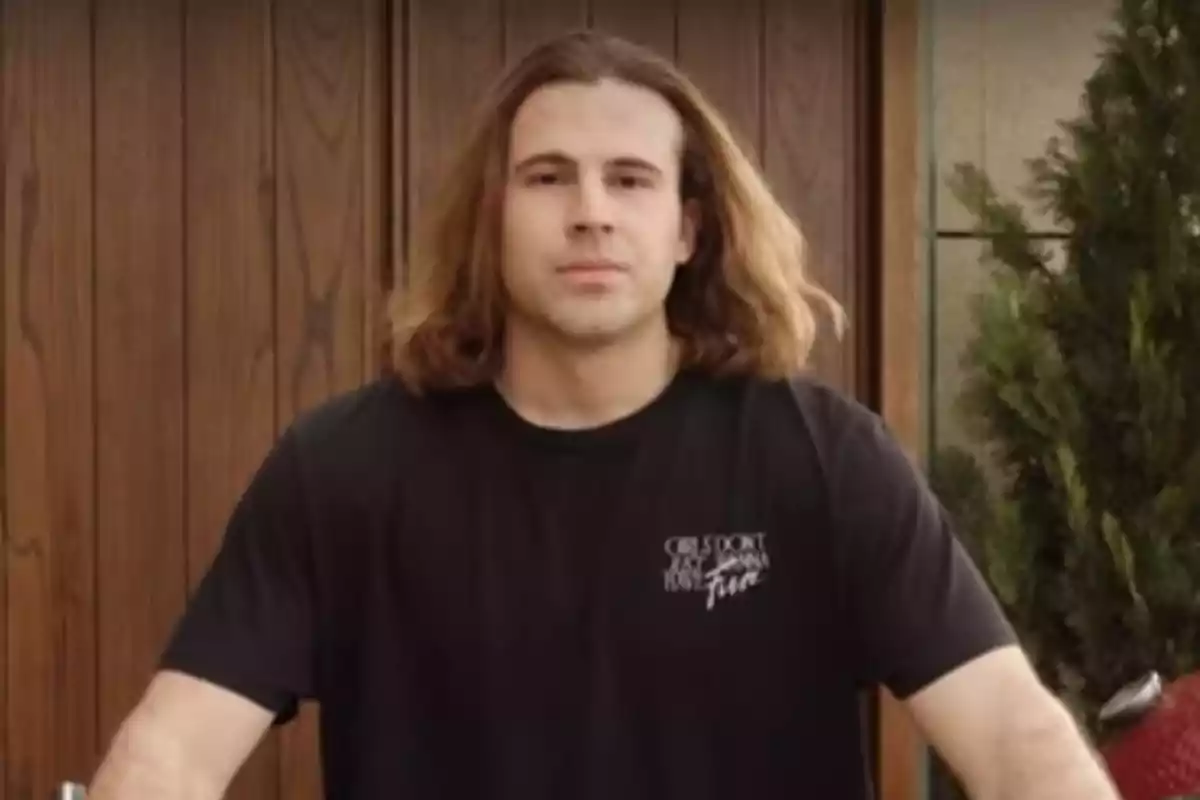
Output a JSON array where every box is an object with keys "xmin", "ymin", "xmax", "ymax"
[{"xmin": 876, "ymin": 0, "xmax": 925, "ymax": 797}]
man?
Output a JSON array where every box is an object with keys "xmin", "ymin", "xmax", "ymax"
[{"xmin": 88, "ymin": 30, "xmax": 1119, "ymax": 800}]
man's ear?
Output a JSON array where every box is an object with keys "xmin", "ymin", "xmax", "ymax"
[{"xmin": 676, "ymin": 198, "xmax": 700, "ymax": 266}]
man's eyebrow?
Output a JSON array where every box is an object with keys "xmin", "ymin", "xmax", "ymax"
[
  {"xmin": 511, "ymin": 151, "xmax": 664, "ymax": 175},
  {"xmin": 609, "ymin": 157, "xmax": 663, "ymax": 174},
  {"xmin": 512, "ymin": 151, "xmax": 574, "ymax": 173}
]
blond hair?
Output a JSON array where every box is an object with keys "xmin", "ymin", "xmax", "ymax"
[{"xmin": 390, "ymin": 30, "xmax": 845, "ymax": 392}]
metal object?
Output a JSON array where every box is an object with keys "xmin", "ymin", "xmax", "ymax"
[
  {"xmin": 55, "ymin": 782, "xmax": 87, "ymax": 800},
  {"xmin": 1099, "ymin": 671, "xmax": 1164, "ymax": 725}
]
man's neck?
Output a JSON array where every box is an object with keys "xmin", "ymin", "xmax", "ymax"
[{"xmin": 495, "ymin": 321, "xmax": 680, "ymax": 431}]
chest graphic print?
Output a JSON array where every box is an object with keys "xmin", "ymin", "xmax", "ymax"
[{"xmin": 662, "ymin": 533, "xmax": 770, "ymax": 610}]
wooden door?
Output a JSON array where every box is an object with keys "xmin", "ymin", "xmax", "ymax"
[{"xmin": 1, "ymin": 0, "xmax": 874, "ymax": 797}]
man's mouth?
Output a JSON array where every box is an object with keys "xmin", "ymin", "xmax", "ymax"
[{"xmin": 556, "ymin": 259, "xmax": 626, "ymax": 274}]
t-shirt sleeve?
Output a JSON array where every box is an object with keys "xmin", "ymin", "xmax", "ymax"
[
  {"xmin": 159, "ymin": 427, "xmax": 316, "ymax": 724},
  {"xmin": 826, "ymin": 399, "xmax": 1018, "ymax": 699}
]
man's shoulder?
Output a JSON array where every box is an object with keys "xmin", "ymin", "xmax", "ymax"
[
  {"xmin": 286, "ymin": 374, "xmax": 474, "ymax": 440},
  {"xmin": 285, "ymin": 375, "xmax": 409, "ymax": 447},
  {"xmin": 729, "ymin": 371, "xmax": 885, "ymax": 455},
  {"xmin": 777, "ymin": 372, "xmax": 875, "ymax": 421},
  {"xmin": 280, "ymin": 376, "xmax": 473, "ymax": 478}
]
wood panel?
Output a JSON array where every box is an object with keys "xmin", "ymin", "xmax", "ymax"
[
  {"xmin": 275, "ymin": 0, "xmax": 370, "ymax": 416},
  {"xmin": 365, "ymin": 0, "xmax": 390, "ymax": 376},
  {"xmin": 3, "ymin": 0, "xmax": 99, "ymax": 796},
  {"xmin": 391, "ymin": 0, "xmax": 408, "ymax": 292},
  {"xmin": 675, "ymin": 0, "xmax": 763, "ymax": 162},
  {"xmin": 1, "ymin": 0, "xmax": 9, "ymax": 792},
  {"xmin": 878, "ymin": 0, "xmax": 925, "ymax": 796},
  {"xmin": 504, "ymin": 0, "xmax": 587, "ymax": 64},
  {"xmin": 184, "ymin": 0, "xmax": 283, "ymax": 798},
  {"xmin": 762, "ymin": 0, "xmax": 864, "ymax": 394},
  {"xmin": 589, "ymin": 0, "xmax": 676, "ymax": 60},
  {"xmin": 406, "ymin": 0, "xmax": 504, "ymax": 265},
  {"xmin": 94, "ymin": 0, "xmax": 189, "ymax": 753}
]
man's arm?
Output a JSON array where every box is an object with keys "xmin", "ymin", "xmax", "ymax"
[
  {"xmin": 89, "ymin": 670, "xmax": 273, "ymax": 799},
  {"xmin": 798, "ymin": 389, "xmax": 1120, "ymax": 798},
  {"xmin": 905, "ymin": 645, "xmax": 1120, "ymax": 800}
]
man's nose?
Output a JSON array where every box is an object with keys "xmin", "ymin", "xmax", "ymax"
[{"xmin": 567, "ymin": 173, "xmax": 615, "ymax": 235}]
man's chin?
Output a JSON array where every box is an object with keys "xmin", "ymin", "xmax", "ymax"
[
  {"xmin": 537, "ymin": 322, "xmax": 641, "ymax": 351},
  {"xmin": 507, "ymin": 304, "xmax": 667, "ymax": 349},
  {"xmin": 549, "ymin": 324, "xmax": 630, "ymax": 348}
]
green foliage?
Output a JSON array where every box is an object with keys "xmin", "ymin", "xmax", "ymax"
[{"xmin": 930, "ymin": 0, "xmax": 1200, "ymax": 736}]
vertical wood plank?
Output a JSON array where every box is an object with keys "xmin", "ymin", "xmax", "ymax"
[
  {"xmin": 364, "ymin": 0, "xmax": 390, "ymax": 376},
  {"xmin": 407, "ymin": 0, "xmax": 503, "ymax": 265},
  {"xmin": 391, "ymin": 0, "xmax": 408, "ymax": 290},
  {"xmin": 675, "ymin": 0, "xmax": 762, "ymax": 162},
  {"xmin": 846, "ymin": 0, "xmax": 874, "ymax": 399},
  {"xmin": 879, "ymin": 0, "xmax": 925, "ymax": 796},
  {"xmin": 273, "ymin": 0, "xmax": 384, "ymax": 793},
  {"xmin": 93, "ymin": 0, "xmax": 188, "ymax": 752},
  {"xmin": 0, "ymin": 0, "xmax": 9, "ymax": 791},
  {"xmin": 274, "ymin": 0, "xmax": 366, "ymax": 416},
  {"xmin": 762, "ymin": 0, "xmax": 859, "ymax": 393},
  {"xmin": 3, "ymin": 0, "xmax": 97, "ymax": 796},
  {"xmin": 503, "ymin": 0, "xmax": 587, "ymax": 64},
  {"xmin": 185, "ymin": 0, "xmax": 282, "ymax": 797},
  {"xmin": 588, "ymin": 0, "xmax": 675, "ymax": 61}
]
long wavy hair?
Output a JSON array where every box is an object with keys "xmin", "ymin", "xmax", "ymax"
[{"xmin": 390, "ymin": 30, "xmax": 845, "ymax": 392}]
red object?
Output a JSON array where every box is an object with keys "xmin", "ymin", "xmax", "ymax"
[{"xmin": 1102, "ymin": 671, "xmax": 1200, "ymax": 800}]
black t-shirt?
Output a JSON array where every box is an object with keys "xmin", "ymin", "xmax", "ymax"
[{"xmin": 160, "ymin": 369, "xmax": 1016, "ymax": 799}]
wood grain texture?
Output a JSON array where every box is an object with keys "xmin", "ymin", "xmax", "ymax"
[
  {"xmin": 588, "ymin": 0, "xmax": 675, "ymax": 61},
  {"xmin": 273, "ymin": 0, "xmax": 382, "ymax": 793},
  {"xmin": 184, "ymin": 0, "xmax": 282, "ymax": 796},
  {"xmin": 93, "ymin": 0, "xmax": 188, "ymax": 751},
  {"xmin": 847, "ymin": 0, "xmax": 873, "ymax": 397},
  {"xmin": 3, "ymin": 0, "xmax": 98, "ymax": 796},
  {"xmin": 389, "ymin": 0, "xmax": 410, "ymax": 296},
  {"xmin": 407, "ymin": 0, "xmax": 503, "ymax": 264},
  {"xmin": 275, "ymin": 0, "xmax": 367, "ymax": 419},
  {"xmin": 0, "ymin": 0, "xmax": 9, "ymax": 792},
  {"xmin": 762, "ymin": 0, "xmax": 859, "ymax": 393},
  {"xmin": 504, "ymin": 0, "xmax": 587, "ymax": 64},
  {"xmin": 675, "ymin": 0, "xmax": 762, "ymax": 162},
  {"xmin": 879, "ymin": 0, "xmax": 924, "ymax": 796},
  {"xmin": 364, "ymin": 0, "xmax": 390, "ymax": 376}
]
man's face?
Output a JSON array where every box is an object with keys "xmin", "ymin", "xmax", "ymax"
[{"xmin": 501, "ymin": 78, "xmax": 697, "ymax": 346}]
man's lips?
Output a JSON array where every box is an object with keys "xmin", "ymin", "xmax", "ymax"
[{"xmin": 555, "ymin": 260, "xmax": 626, "ymax": 275}]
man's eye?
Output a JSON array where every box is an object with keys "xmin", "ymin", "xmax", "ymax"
[
  {"xmin": 527, "ymin": 172, "xmax": 561, "ymax": 186},
  {"xmin": 612, "ymin": 173, "xmax": 653, "ymax": 189}
]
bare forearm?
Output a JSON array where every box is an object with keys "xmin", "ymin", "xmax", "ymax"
[
  {"xmin": 988, "ymin": 702, "xmax": 1120, "ymax": 800},
  {"xmin": 89, "ymin": 716, "xmax": 224, "ymax": 800}
]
